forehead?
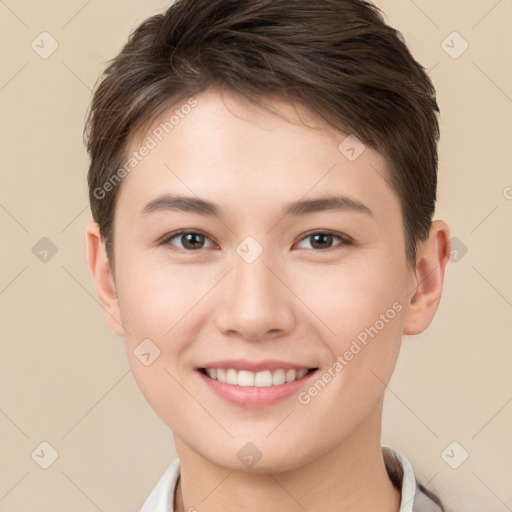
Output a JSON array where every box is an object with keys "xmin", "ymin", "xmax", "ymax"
[{"xmin": 118, "ymin": 88, "xmax": 399, "ymax": 226}]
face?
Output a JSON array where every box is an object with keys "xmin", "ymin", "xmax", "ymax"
[{"xmin": 92, "ymin": 88, "xmax": 423, "ymax": 472}]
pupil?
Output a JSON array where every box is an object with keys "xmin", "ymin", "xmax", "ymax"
[
  {"xmin": 184, "ymin": 233, "xmax": 203, "ymax": 249},
  {"xmin": 312, "ymin": 233, "xmax": 331, "ymax": 249}
]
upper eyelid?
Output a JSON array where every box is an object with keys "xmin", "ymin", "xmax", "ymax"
[
  {"xmin": 294, "ymin": 231, "xmax": 351, "ymax": 249},
  {"xmin": 158, "ymin": 230, "xmax": 216, "ymax": 250}
]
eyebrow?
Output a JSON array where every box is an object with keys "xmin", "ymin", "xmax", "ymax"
[{"xmin": 140, "ymin": 193, "xmax": 374, "ymax": 218}]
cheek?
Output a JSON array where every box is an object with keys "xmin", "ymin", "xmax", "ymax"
[
  {"xmin": 115, "ymin": 259, "xmax": 195, "ymax": 418},
  {"xmin": 296, "ymin": 255, "xmax": 404, "ymax": 338},
  {"xmin": 115, "ymin": 255, "xmax": 192, "ymax": 340},
  {"xmin": 295, "ymin": 256, "xmax": 405, "ymax": 388}
]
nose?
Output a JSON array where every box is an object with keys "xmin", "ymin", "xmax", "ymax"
[{"xmin": 214, "ymin": 249, "xmax": 297, "ymax": 341}]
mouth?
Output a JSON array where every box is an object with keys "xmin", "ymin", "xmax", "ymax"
[
  {"xmin": 197, "ymin": 367, "xmax": 319, "ymax": 387},
  {"xmin": 194, "ymin": 359, "xmax": 321, "ymax": 407}
]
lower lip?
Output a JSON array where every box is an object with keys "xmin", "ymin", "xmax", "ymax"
[{"xmin": 196, "ymin": 369, "xmax": 319, "ymax": 407}]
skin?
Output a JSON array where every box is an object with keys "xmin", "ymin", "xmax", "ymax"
[{"xmin": 86, "ymin": 87, "xmax": 451, "ymax": 512}]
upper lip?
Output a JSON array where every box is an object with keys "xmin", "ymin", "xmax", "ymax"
[{"xmin": 197, "ymin": 359, "xmax": 317, "ymax": 373}]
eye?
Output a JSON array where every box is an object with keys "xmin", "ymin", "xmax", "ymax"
[
  {"xmin": 159, "ymin": 229, "xmax": 352, "ymax": 252},
  {"xmin": 160, "ymin": 230, "xmax": 215, "ymax": 251},
  {"xmin": 294, "ymin": 231, "xmax": 352, "ymax": 251}
]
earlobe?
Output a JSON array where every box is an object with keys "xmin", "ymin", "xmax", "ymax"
[
  {"xmin": 85, "ymin": 221, "xmax": 125, "ymax": 337},
  {"xmin": 403, "ymin": 220, "xmax": 451, "ymax": 335}
]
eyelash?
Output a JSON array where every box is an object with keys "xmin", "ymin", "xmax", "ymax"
[{"xmin": 158, "ymin": 230, "xmax": 353, "ymax": 253}]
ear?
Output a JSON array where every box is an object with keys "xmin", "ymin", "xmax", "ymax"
[
  {"xmin": 403, "ymin": 219, "xmax": 451, "ymax": 335},
  {"xmin": 85, "ymin": 221, "xmax": 125, "ymax": 337}
]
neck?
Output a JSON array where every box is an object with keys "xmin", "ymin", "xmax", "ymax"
[{"xmin": 173, "ymin": 399, "xmax": 400, "ymax": 512}]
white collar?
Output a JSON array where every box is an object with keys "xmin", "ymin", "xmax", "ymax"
[{"xmin": 140, "ymin": 446, "xmax": 442, "ymax": 512}]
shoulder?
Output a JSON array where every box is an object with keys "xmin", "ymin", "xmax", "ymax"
[
  {"xmin": 383, "ymin": 446, "xmax": 445, "ymax": 512},
  {"xmin": 140, "ymin": 458, "xmax": 180, "ymax": 512}
]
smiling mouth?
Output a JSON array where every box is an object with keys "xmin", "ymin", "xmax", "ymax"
[{"xmin": 198, "ymin": 367, "xmax": 319, "ymax": 387}]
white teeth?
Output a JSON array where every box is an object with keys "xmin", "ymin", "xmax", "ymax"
[
  {"xmin": 209, "ymin": 368, "xmax": 217, "ymax": 379},
  {"xmin": 285, "ymin": 369, "xmax": 296, "ymax": 382},
  {"xmin": 272, "ymin": 369, "xmax": 286, "ymax": 385},
  {"xmin": 203, "ymin": 367, "xmax": 312, "ymax": 386},
  {"xmin": 237, "ymin": 370, "xmax": 255, "ymax": 387},
  {"xmin": 297, "ymin": 368, "xmax": 308, "ymax": 379},
  {"xmin": 226, "ymin": 369, "xmax": 238, "ymax": 385},
  {"xmin": 254, "ymin": 370, "xmax": 272, "ymax": 387}
]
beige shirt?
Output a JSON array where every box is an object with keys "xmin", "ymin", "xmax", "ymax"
[{"xmin": 140, "ymin": 446, "xmax": 444, "ymax": 512}]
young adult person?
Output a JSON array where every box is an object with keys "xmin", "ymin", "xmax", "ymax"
[{"xmin": 85, "ymin": 1, "xmax": 452, "ymax": 510}]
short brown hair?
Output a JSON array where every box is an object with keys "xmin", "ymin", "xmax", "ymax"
[{"xmin": 85, "ymin": 0, "xmax": 440, "ymax": 269}]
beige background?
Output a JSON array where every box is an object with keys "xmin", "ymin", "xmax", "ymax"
[{"xmin": 1, "ymin": 0, "xmax": 511, "ymax": 510}]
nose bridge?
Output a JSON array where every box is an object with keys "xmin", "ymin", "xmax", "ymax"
[
  {"xmin": 215, "ymin": 242, "xmax": 295, "ymax": 339},
  {"xmin": 234, "ymin": 247, "xmax": 275, "ymax": 301}
]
